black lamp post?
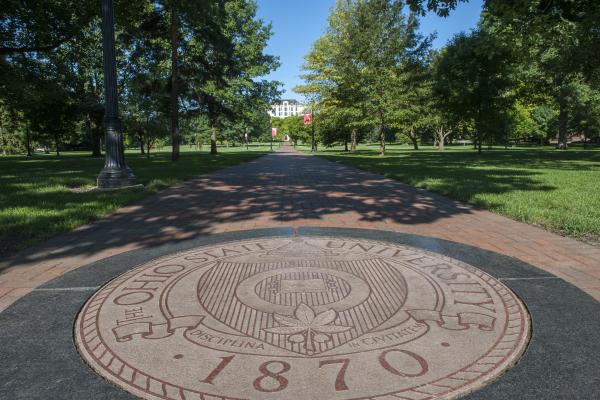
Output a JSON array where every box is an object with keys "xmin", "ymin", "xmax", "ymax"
[{"xmin": 97, "ymin": 0, "xmax": 135, "ymax": 189}]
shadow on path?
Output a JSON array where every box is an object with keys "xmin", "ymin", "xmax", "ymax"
[{"xmin": 1, "ymin": 146, "xmax": 474, "ymax": 270}]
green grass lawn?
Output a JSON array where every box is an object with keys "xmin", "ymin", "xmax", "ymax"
[
  {"xmin": 313, "ymin": 143, "xmax": 600, "ymax": 241},
  {"xmin": 0, "ymin": 144, "xmax": 270, "ymax": 258}
]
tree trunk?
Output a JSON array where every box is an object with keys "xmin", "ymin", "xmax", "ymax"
[
  {"xmin": 55, "ymin": 133, "xmax": 60, "ymax": 157},
  {"xmin": 557, "ymin": 96, "xmax": 568, "ymax": 149},
  {"xmin": 89, "ymin": 116, "xmax": 102, "ymax": 157},
  {"xmin": 86, "ymin": 118, "xmax": 92, "ymax": 154},
  {"xmin": 146, "ymin": 139, "xmax": 151, "ymax": 158},
  {"xmin": 379, "ymin": 125, "xmax": 385, "ymax": 156},
  {"xmin": 344, "ymin": 137, "xmax": 348, "ymax": 151},
  {"xmin": 210, "ymin": 125, "xmax": 217, "ymax": 155},
  {"xmin": 91, "ymin": 132, "xmax": 102, "ymax": 157},
  {"xmin": 436, "ymin": 128, "xmax": 445, "ymax": 150},
  {"xmin": 410, "ymin": 128, "xmax": 418, "ymax": 150},
  {"xmin": 170, "ymin": 6, "xmax": 180, "ymax": 161},
  {"xmin": 139, "ymin": 133, "xmax": 145, "ymax": 155},
  {"xmin": 25, "ymin": 121, "xmax": 32, "ymax": 157},
  {"xmin": 351, "ymin": 128, "xmax": 357, "ymax": 152}
]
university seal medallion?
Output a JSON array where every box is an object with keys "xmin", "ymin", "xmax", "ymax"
[{"xmin": 75, "ymin": 236, "xmax": 530, "ymax": 399}]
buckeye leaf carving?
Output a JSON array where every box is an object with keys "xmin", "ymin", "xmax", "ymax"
[{"xmin": 263, "ymin": 303, "xmax": 352, "ymax": 352}]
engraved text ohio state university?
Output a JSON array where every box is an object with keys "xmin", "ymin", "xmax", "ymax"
[{"xmin": 75, "ymin": 237, "xmax": 530, "ymax": 400}]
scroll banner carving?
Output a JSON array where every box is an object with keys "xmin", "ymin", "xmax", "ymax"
[
  {"xmin": 113, "ymin": 315, "xmax": 204, "ymax": 342},
  {"xmin": 407, "ymin": 310, "xmax": 496, "ymax": 331}
]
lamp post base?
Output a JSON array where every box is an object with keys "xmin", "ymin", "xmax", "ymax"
[{"xmin": 97, "ymin": 167, "xmax": 136, "ymax": 189}]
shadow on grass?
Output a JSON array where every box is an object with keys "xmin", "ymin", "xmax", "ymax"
[
  {"xmin": 0, "ymin": 150, "xmax": 268, "ymax": 259},
  {"xmin": 319, "ymin": 146, "xmax": 600, "ymax": 196},
  {"xmin": 323, "ymin": 152, "xmax": 556, "ymax": 201},
  {"xmin": 318, "ymin": 147, "xmax": 600, "ymax": 238}
]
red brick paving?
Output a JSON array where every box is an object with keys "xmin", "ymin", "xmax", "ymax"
[{"xmin": 1, "ymin": 144, "xmax": 599, "ymax": 311}]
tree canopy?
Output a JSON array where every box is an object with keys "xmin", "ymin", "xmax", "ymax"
[
  {"xmin": 297, "ymin": 0, "xmax": 600, "ymax": 152},
  {"xmin": 0, "ymin": 0, "xmax": 280, "ymax": 156}
]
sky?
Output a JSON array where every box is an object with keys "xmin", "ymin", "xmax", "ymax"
[{"xmin": 255, "ymin": 0, "xmax": 484, "ymax": 100}]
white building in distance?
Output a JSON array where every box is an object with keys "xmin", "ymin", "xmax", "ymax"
[{"xmin": 268, "ymin": 99, "xmax": 305, "ymax": 118}]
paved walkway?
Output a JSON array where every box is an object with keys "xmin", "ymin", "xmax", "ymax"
[{"xmin": 1, "ymin": 144, "xmax": 599, "ymax": 312}]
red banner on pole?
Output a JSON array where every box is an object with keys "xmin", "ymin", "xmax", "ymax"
[
  {"xmin": 304, "ymin": 113, "xmax": 312, "ymax": 125},
  {"xmin": 271, "ymin": 128, "xmax": 277, "ymax": 137}
]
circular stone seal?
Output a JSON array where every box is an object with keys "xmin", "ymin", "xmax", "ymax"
[{"xmin": 75, "ymin": 236, "xmax": 530, "ymax": 400}]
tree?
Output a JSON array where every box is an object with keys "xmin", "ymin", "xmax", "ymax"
[
  {"xmin": 485, "ymin": 0, "xmax": 600, "ymax": 149},
  {"xmin": 186, "ymin": 0, "xmax": 280, "ymax": 155},
  {"xmin": 0, "ymin": 0, "xmax": 96, "ymax": 56},
  {"xmin": 168, "ymin": 3, "xmax": 180, "ymax": 160},
  {"xmin": 390, "ymin": 54, "xmax": 433, "ymax": 151},
  {"xmin": 246, "ymin": 109, "xmax": 271, "ymax": 143},
  {"xmin": 129, "ymin": 1, "xmax": 211, "ymax": 161},
  {"xmin": 427, "ymin": 101, "xmax": 454, "ymax": 150},
  {"xmin": 59, "ymin": 20, "xmax": 106, "ymax": 157},
  {"xmin": 29, "ymin": 91, "xmax": 78, "ymax": 157},
  {"xmin": 405, "ymin": 0, "xmax": 466, "ymax": 16},
  {"xmin": 530, "ymin": 102, "xmax": 558, "ymax": 144},
  {"xmin": 123, "ymin": 109, "xmax": 168, "ymax": 157},
  {"xmin": 125, "ymin": 1, "xmax": 223, "ymax": 161},
  {"xmin": 433, "ymin": 28, "xmax": 515, "ymax": 153},
  {"xmin": 1, "ymin": 1, "xmax": 143, "ymax": 157},
  {"xmin": 0, "ymin": 0, "xmax": 280, "ymax": 160},
  {"xmin": 271, "ymin": 116, "xmax": 309, "ymax": 146},
  {"xmin": 297, "ymin": 0, "xmax": 366, "ymax": 152},
  {"xmin": 508, "ymin": 101, "xmax": 536, "ymax": 145},
  {"xmin": 0, "ymin": 102, "xmax": 25, "ymax": 155},
  {"xmin": 299, "ymin": 0, "xmax": 431, "ymax": 155},
  {"xmin": 568, "ymin": 80, "xmax": 600, "ymax": 147},
  {"xmin": 122, "ymin": 5, "xmax": 170, "ymax": 155},
  {"xmin": 433, "ymin": 125, "xmax": 452, "ymax": 150},
  {"xmin": 349, "ymin": 1, "xmax": 433, "ymax": 155}
]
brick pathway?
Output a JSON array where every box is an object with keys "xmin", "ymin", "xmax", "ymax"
[{"xmin": 1, "ymin": 144, "xmax": 599, "ymax": 311}]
